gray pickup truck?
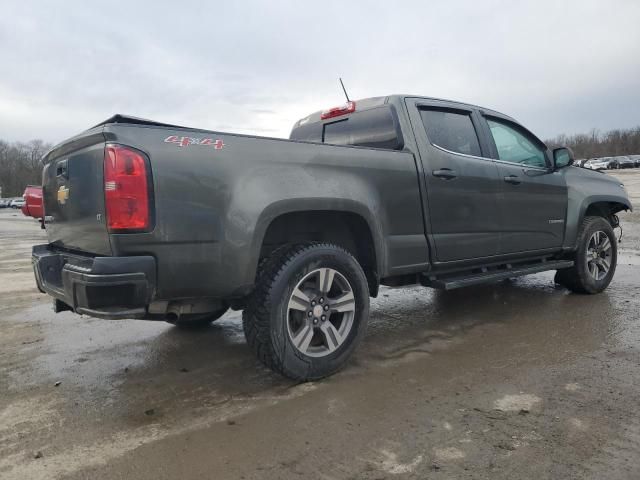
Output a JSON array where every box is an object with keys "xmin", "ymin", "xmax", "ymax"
[{"xmin": 33, "ymin": 95, "xmax": 632, "ymax": 380}]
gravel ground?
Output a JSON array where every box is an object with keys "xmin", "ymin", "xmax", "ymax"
[{"xmin": 1, "ymin": 170, "xmax": 639, "ymax": 480}]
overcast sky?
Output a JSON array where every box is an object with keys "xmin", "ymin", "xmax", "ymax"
[{"xmin": 1, "ymin": 0, "xmax": 639, "ymax": 144}]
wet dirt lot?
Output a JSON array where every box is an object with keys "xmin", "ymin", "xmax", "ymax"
[{"xmin": 1, "ymin": 170, "xmax": 639, "ymax": 480}]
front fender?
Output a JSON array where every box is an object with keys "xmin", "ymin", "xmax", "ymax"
[
  {"xmin": 565, "ymin": 193, "xmax": 632, "ymax": 249},
  {"xmin": 561, "ymin": 167, "xmax": 632, "ymax": 249}
]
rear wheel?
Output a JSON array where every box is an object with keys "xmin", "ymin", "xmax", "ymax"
[
  {"xmin": 554, "ymin": 216, "xmax": 616, "ymax": 293},
  {"xmin": 243, "ymin": 243, "xmax": 369, "ymax": 381}
]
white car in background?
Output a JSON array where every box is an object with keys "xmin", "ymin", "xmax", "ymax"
[
  {"xmin": 574, "ymin": 159, "xmax": 588, "ymax": 167},
  {"xmin": 9, "ymin": 198, "xmax": 25, "ymax": 208},
  {"xmin": 584, "ymin": 158, "xmax": 615, "ymax": 170}
]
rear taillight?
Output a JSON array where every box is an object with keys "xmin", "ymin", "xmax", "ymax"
[
  {"xmin": 104, "ymin": 144, "xmax": 151, "ymax": 232},
  {"xmin": 320, "ymin": 101, "xmax": 356, "ymax": 120}
]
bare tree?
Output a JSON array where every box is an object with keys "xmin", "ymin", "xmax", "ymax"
[
  {"xmin": 546, "ymin": 125, "xmax": 640, "ymax": 159},
  {"xmin": 0, "ymin": 139, "xmax": 52, "ymax": 197}
]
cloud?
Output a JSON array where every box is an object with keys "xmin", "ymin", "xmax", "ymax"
[{"xmin": 0, "ymin": 0, "xmax": 638, "ymax": 142}]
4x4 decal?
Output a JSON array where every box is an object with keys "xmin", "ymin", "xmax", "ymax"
[{"xmin": 164, "ymin": 135, "xmax": 225, "ymax": 149}]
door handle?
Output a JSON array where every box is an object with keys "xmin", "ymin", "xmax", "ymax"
[
  {"xmin": 56, "ymin": 159, "xmax": 69, "ymax": 180},
  {"xmin": 504, "ymin": 175, "xmax": 521, "ymax": 185},
  {"xmin": 432, "ymin": 169, "xmax": 457, "ymax": 179}
]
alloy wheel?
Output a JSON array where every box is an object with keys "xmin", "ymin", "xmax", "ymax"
[
  {"xmin": 286, "ymin": 268, "xmax": 356, "ymax": 357},
  {"xmin": 586, "ymin": 230, "xmax": 612, "ymax": 281}
]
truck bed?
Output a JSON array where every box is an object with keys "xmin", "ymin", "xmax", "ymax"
[{"xmin": 41, "ymin": 116, "xmax": 428, "ymax": 301}]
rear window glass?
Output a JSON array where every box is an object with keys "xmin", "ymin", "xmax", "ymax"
[
  {"xmin": 290, "ymin": 106, "xmax": 403, "ymax": 150},
  {"xmin": 420, "ymin": 109, "xmax": 481, "ymax": 157},
  {"xmin": 322, "ymin": 107, "xmax": 401, "ymax": 149}
]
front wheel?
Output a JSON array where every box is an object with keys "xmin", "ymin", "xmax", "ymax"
[
  {"xmin": 243, "ymin": 243, "xmax": 369, "ymax": 381},
  {"xmin": 554, "ymin": 216, "xmax": 617, "ymax": 293}
]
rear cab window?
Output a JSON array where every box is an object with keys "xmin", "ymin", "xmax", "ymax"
[
  {"xmin": 322, "ymin": 107, "xmax": 403, "ymax": 149},
  {"xmin": 290, "ymin": 101, "xmax": 404, "ymax": 150}
]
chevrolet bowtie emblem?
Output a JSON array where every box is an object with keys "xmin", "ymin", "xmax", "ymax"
[{"xmin": 57, "ymin": 186, "xmax": 69, "ymax": 205}]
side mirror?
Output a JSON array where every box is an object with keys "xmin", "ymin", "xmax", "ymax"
[{"xmin": 553, "ymin": 147, "xmax": 574, "ymax": 169}]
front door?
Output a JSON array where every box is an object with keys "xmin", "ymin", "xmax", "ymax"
[
  {"xmin": 407, "ymin": 100, "xmax": 502, "ymax": 263},
  {"xmin": 480, "ymin": 115, "xmax": 568, "ymax": 254}
]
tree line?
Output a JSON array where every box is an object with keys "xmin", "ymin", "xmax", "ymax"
[
  {"xmin": 0, "ymin": 140, "xmax": 51, "ymax": 198},
  {"xmin": 546, "ymin": 126, "xmax": 640, "ymax": 160},
  {"xmin": 1, "ymin": 125, "xmax": 640, "ymax": 198}
]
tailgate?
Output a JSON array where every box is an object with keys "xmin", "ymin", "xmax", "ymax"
[{"xmin": 42, "ymin": 129, "xmax": 112, "ymax": 255}]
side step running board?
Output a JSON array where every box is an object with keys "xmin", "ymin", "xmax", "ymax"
[{"xmin": 421, "ymin": 260, "xmax": 574, "ymax": 290}]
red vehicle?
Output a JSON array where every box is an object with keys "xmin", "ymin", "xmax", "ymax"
[{"xmin": 21, "ymin": 185, "xmax": 44, "ymax": 219}]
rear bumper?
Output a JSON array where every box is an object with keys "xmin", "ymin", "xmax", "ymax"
[{"xmin": 32, "ymin": 244, "xmax": 156, "ymax": 319}]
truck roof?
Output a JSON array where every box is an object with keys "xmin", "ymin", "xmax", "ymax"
[
  {"xmin": 43, "ymin": 95, "xmax": 517, "ymax": 164},
  {"xmin": 289, "ymin": 94, "xmax": 519, "ymax": 151},
  {"xmin": 292, "ymin": 94, "xmax": 515, "ymax": 129}
]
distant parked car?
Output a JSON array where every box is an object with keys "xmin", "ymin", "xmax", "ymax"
[
  {"xmin": 584, "ymin": 158, "xmax": 617, "ymax": 170},
  {"xmin": 10, "ymin": 198, "xmax": 25, "ymax": 208},
  {"xmin": 21, "ymin": 185, "xmax": 44, "ymax": 219},
  {"xmin": 606, "ymin": 157, "xmax": 620, "ymax": 169},
  {"xmin": 616, "ymin": 156, "xmax": 635, "ymax": 169},
  {"xmin": 628, "ymin": 155, "xmax": 640, "ymax": 167},
  {"xmin": 0, "ymin": 198, "xmax": 11, "ymax": 208},
  {"xmin": 574, "ymin": 159, "xmax": 588, "ymax": 167}
]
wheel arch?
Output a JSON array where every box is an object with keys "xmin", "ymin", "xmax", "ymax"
[
  {"xmin": 250, "ymin": 200, "xmax": 385, "ymax": 297},
  {"xmin": 583, "ymin": 200, "xmax": 630, "ymax": 220},
  {"xmin": 565, "ymin": 195, "xmax": 631, "ymax": 249}
]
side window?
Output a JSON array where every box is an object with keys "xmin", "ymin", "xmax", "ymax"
[
  {"xmin": 419, "ymin": 108, "xmax": 482, "ymax": 157},
  {"xmin": 486, "ymin": 118, "xmax": 547, "ymax": 168}
]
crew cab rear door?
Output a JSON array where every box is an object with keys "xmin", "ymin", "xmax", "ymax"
[
  {"xmin": 477, "ymin": 114, "xmax": 568, "ymax": 254},
  {"xmin": 405, "ymin": 98, "xmax": 502, "ymax": 263}
]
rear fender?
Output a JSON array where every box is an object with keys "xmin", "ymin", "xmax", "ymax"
[{"xmin": 249, "ymin": 198, "xmax": 386, "ymax": 283}]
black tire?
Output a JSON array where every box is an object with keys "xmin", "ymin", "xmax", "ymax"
[
  {"xmin": 554, "ymin": 216, "xmax": 617, "ymax": 294},
  {"xmin": 167, "ymin": 305, "xmax": 229, "ymax": 329},
  {"xmin": 242, "ymin": 243, "xmax": 369, "ymax": 381}
]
